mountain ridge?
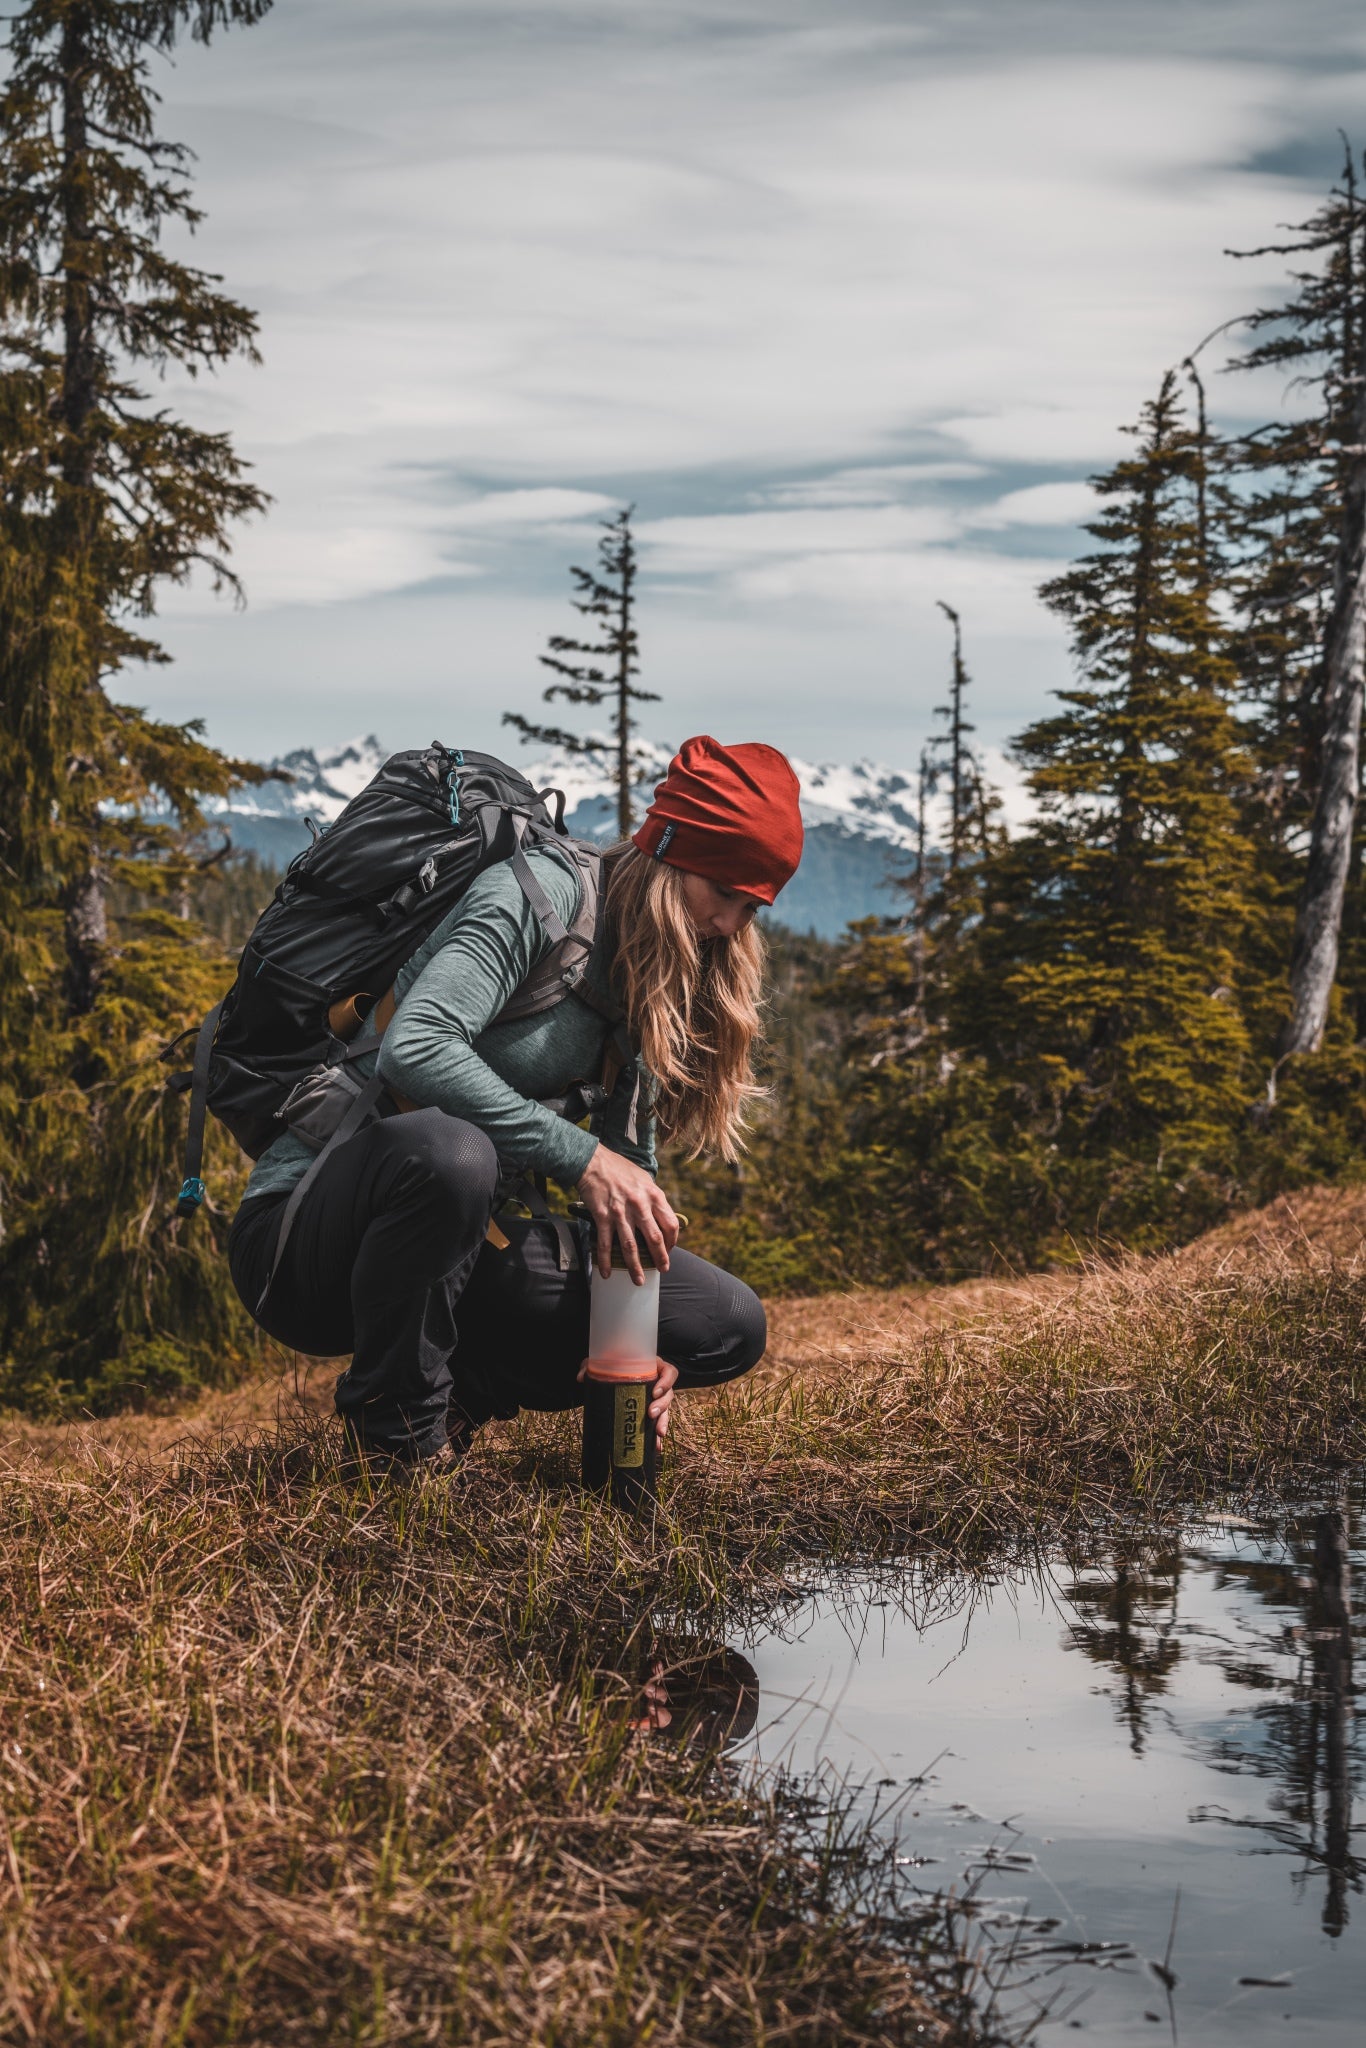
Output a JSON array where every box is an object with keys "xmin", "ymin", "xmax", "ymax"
[{"xmin": 207, "ymin": 735, "xmax": 914, "ymax": 937}]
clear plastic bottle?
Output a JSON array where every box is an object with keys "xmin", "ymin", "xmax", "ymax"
[
  {"xmin": 582, "ymin": 1240, "xmax": 660, "ymax": 1508},
  {"xmin": 587, "ymin": 1245, "xmax": 661, "ymax": 1365}
]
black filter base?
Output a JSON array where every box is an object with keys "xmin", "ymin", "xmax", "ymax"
[{"xmin": 581, "ymin": 1375, "xmax": 657, "ymax": 1510}]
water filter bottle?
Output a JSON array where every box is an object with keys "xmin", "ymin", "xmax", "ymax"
[{"xmin": 581, "ymin": 1239, "xmax": 660, "ymax": 1509}]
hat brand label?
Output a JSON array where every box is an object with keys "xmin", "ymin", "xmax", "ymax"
[{"xmin": 654, "ymin": 822, "xmax": 677, "ymax": 856}]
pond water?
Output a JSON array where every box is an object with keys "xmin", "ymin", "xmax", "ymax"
[{"xmin": 732, "ymin": 1482, "xmax": 1363, "ymax": 2044}]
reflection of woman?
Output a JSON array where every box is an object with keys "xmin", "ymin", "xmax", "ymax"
[
  {"xmin": 227, "ymin": 738, "xmax": 804, "ymax": 1471},
  {"xmin": 631, "ymin": 1645, "xmax": 762, "ymax": 1750}
]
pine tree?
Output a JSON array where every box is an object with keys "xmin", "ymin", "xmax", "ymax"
[
  {"xmin": 1224, "ymin": 142, "xmax": 1366, "ymax": 1057},
  {"xmin": 0, "ymin": 0, "xmax": 271, "ymax": 996},
  {"xmin": 504, "ymin": 506, "xmax": 657, "ymax": 836},
  {"xmin": 926, "ymin": 604, "xmax": 999, "ymax": 960},
  {"xmin": 932, "ymin": 601, "xmax": 976, "ymax": 876},
  {"xmin": 0, "ymin": 0, "xmax": 273, "ymax": 1410},
  {"xmin": 957, "ymin": 370, "xmax": 1262, "ymax": 1238}
]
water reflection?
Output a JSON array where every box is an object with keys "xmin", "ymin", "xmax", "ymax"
[
  {"xmin": 1188, "ymin": 1489, "xmax": 1360, "ymax": 1939},
  {"xmin": 1062, "ymin": 1543, "xmax": 1183, "ymax": 1756},
  {"xmin": 626, "ymin": 1639, "xmax": 761, "ymax": 1748},
  {"xmin": 742, "ymin": 1477, "xmax": 1364, "ymax": 2045},
  {"xmin": 1060, "ymin": 1493, "xmax": 1361, "ymax": 1939}
]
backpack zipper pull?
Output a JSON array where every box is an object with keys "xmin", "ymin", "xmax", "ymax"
[{"xmin": 444, "ymin": 748, "xmax": 465, "ymax": 827}]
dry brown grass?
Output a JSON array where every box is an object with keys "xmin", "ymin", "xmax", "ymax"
[
  {"xmin": 14, "ymin": 1183, "xmax": 1363, "ymax": 1485},
  {"xmin": 695, "ymin": 1187, "xmax": 1366, "ymax": 1545},
  {"xmin": 0, "ymin": 1439, "xmax": 981, "ymax": 2047},
  {"xmin": 762, "ymin": 1182, "xmax": 1366, "ymax": 1377},
  {"xmin": 2, "ymin": 1185, "xmax": 1363, "ymax": 2043}
]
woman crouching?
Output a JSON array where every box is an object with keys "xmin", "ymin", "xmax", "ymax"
[{"xmin": 227, "ymin": 736, "xmax": 803, "ymax": 1470}]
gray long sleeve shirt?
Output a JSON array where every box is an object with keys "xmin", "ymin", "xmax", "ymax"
[{"xmin": 241, "ymin": 844, "xmax": 653, "ymax": 1205}]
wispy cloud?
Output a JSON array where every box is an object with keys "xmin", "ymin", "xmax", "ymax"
[
  {"xmin": 964, "ymin": 482, "xmax": 1099, "ymax": 531},
  {"xmin": 142, "ymin": 1, "xmax": 1365, "ymax": 760}
]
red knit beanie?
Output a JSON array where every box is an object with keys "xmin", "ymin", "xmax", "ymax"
[{"xmin": 632, "ymin": 736, "xmax": 804, "ymax": 905}]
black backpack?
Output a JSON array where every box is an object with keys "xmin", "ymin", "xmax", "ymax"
[{"xmin": 168, "ymin": 741, "xmax": 612, "ymax": 1221}]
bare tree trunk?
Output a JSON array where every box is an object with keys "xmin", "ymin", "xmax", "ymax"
[
  {"xmin": 59, "ymin": 7, "xmax": 108, "ymax": 1015},
  {"xmin": 1279, "ymin": 167, "xmax": 1366, "ymax": 1057},
  {"xmin": 914, "ymin": 746, "xmax": 929, "ymax": 1015},
  {"xmin": 615, "ymin": 524, "xmax": 633, "ymax": 839},
  {"xmin": 63, "ymin": 853, "xmax": 107, "ymax": 1012},
  {"xmin": 936, "ymin": 602, "xmax": 967, "ymax": 873},
  {"xmin": 616, "ymin": 659, "xmax": 630, "ymax": 842},
  {"xmin": 1279, "ymin": 459, "xmax": 1366, "ymax": 1055}
]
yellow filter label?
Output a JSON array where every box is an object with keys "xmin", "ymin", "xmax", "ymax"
[{"xmin": 613, "ymin": 1383, "xmax": 647, "ymax": 1468}]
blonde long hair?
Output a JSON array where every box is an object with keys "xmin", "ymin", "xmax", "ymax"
[{"xmin": 605, "ymin": 846, "xmax": 765, "ymax": 1161}]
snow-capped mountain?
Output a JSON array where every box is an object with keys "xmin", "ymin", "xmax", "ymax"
[
  {"xmin": 517, "ymin": 739, "xmax": 920, "ymax": 853},
  {"xmin": 207, "ymin": 735, "xmax": 916, "ymax": 937}
]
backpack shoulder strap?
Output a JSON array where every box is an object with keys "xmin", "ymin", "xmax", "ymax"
[
  {"xmin": 496, "ymin": 837, "xmax": 604, "ymax": 1024},
  {"xmin": 172, "ymin": 1000, "xmax": 223, "ymax": 1219},
  {"xmin": 255, "ymin": 1072, "xmax": 389, "ymax": 1312},
  {"xmin": 370, "ymin": 836, "xmax": 613, "ymax": 1037},
  {"xmin": 507, "ymin": 841, "xmax": 569, "ymax": 945}
]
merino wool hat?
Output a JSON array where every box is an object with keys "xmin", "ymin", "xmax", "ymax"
[{"xmin": 632, "ymin": 735, "xmax": 804, "ymax": 904}]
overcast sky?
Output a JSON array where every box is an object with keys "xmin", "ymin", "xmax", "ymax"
[{"xmin": 129, "ymin": 0, "xmax": 1366, "ymax": 773}]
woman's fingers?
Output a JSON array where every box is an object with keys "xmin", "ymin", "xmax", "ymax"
[
  {"xmin": 577, "ymin": 1146, "xmax": 677, "ymax": 1277},
  {"xmin": 617, "ymin": 1188, "xmax": 669, "ymax": 1279},
  {"xmin": 651, "ymin": 1187, "xmax": 680, "ymax": 1253},
  {"xmin": 632, "ymin": 1200, "xmax": 669, "ymax": 1275},
  {"xmin": 649, "ymin": 1357, "xmax": 678, "ymax": 1438},
  {"xmin": 612, "ymin": 1199, "xmax": 644, "ymax": 1282}
]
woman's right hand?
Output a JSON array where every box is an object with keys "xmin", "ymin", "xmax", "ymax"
[{"xmin": 577, "ymin": 1145, "xmax": 678, "ymax": 1281}]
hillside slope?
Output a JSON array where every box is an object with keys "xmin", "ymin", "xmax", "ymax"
[
  {"xmin": 763, "ymin": 1183, "xmax": 1366, "ymax": 1378},
  {"xmin": 4, "ymin": 1185, "xmax": 1363, "ymax": 1470}
]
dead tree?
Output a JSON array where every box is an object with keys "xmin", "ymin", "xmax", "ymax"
[{"xmin": 1231, "ymin": 144, "xmax": 1366, "ymax": 1056}]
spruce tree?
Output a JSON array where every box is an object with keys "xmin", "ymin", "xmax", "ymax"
[
  {"xmin": 0, "ymin": 0, "xmax": 272, "ymax": 1409},
  {"xmin": 504, "ymin": 506, "xmax": 657, "ymax": 836},
  {"xmin": 960, "ymin": 371, "xmax": 1261, "ymax": 1237},
  {"xmin": 823, "ymin": 608, "xmax": 1000, "ymax": 1105},
  {"xmin": 817, "ymin": 377, "xmax": 1265, "ymax": 1275},
  {"xmin": 0, "ymin": 0, "xmax": 271, "ymax": 993},
  {"xmin": 1225, "ymin": 142, "xmax": 1366, "ymax": 1057},
  {"xmin": 932, "ymin": 601, "xmax": 976, "ymax": 876},
  {"xmin": 926, "ymin": 603, "xmax": 999, "ymax": 957}
]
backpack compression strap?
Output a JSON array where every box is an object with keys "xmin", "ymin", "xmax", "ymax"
[{"xmin": 175, "ymin": 1002, "xmax": 223, "ymax": 1218}]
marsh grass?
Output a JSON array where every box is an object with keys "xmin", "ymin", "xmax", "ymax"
[
  {"xmin": 653, "ymin": 1258, "xmax": 1366, "ymax": 1556},
  {"xmin": 2, "ymin": 1197, "xmax": 1364, "ymax": 2043},
  {"xmin": 0, "ymin": 1434, "xmax": 998, "ymax": 2047}
]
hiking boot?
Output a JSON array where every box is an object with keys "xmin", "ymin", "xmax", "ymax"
[{"xmin": 340, "ymin": 1407, "xmax": 477, "ymax": 1480}]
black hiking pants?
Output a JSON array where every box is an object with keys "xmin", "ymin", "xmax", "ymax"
[{"xmin": 227, "ymin": 1107, "xmax": 767, "ymax": 1461}]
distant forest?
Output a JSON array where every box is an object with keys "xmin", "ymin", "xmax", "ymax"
[{"xmin": 1, "ymin": 0, "xmax": 1364, "ymax": 1406}]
